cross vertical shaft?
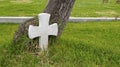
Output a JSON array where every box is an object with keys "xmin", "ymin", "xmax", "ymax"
[{"xmin": 38, "ymin": 13, "xmax": 50, "ymax": 50}]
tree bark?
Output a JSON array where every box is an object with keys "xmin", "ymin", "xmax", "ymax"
[
  {"xmin": 13, "ymin": 0, "xmax": 75, "ymax": 52},
  {"xmin": 116, "ymin": 0, "xmax": 120, "ymax": 4}
]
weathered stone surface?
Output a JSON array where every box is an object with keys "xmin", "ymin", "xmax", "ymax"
[{"xmin": 28, "ymin": 13, "xmax": 58, "ymax": 50}]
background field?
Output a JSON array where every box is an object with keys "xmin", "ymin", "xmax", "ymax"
[
  {"xmin": 0, "ymin": 21, "xmax": 120, "ymax": 66},
  {"xmin": 0, "ymin": 0, "xmax": 120, "ymax": 17}
]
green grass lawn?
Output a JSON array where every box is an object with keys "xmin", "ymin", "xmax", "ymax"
[
  {"xmin": 0, "ymin": 0, "xmax": 120, "ymax": 17},
  {"xmin": 0, "ymin": 21, "xmax": 120, "ymax": 67}
]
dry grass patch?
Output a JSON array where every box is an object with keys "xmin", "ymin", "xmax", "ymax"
[
  {"xmin": 0, "ymin": 0, "xmax": 4, "ymax": 1},
  {"xmin": 95, "ymin": 11, "xmax": 118, "ymax": 16},
  {"xmin": 10, "ymin": 0, "xmax": 32, "ymax": 3}
]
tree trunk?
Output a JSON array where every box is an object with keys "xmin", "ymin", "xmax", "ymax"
[
  {"xmin": 13, "ymin": 0, "xmax": 75, "ymax": 52},
  {"xmin": 116, "ymin": 0, "xmax": 120, "ymax": 4}
]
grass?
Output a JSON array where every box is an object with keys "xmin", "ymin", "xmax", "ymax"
[
  {"xmin": 0, "ymin": 0, "xmax": 120, "ymax": 66},
  {"xmin": 0, "ymin": 0, "xmax": 120, "ymax": 17},
  {"xmin": 0, "ymin": 21, "xmax": 120, "ymax": 66},
  {"xmin": 0, "ymin": 23, "xmax": 18, "ymax": 64}
]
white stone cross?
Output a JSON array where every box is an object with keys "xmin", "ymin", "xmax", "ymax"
[{"xmin": 28, "ymin": 13, "xmax": 58, "ymax": 51}]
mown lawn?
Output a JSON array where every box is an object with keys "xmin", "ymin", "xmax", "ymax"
[
  {"xmin": 0, "ymin": 21, "xmax": 120, "ymax": 67},
  {"xmin": 0, "ymin": 0, "xmax": 120, "ymax": 17}
]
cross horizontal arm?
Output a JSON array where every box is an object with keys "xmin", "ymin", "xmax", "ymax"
[
  {"xmin": 48, "ymin": 23, "xmax": 58, "ymax": 36},
  {"xmin": 28, "ymin": 25, "xmax": 42, "ymax": 39}
]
